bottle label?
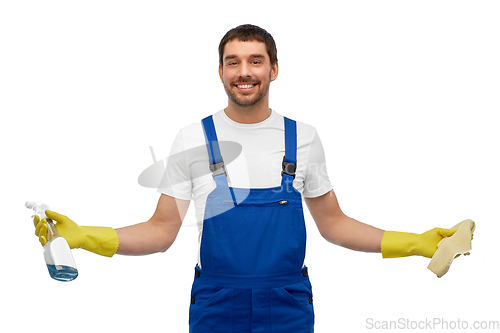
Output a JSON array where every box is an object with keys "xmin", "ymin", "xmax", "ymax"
[{"xmin": 44, "ymin": 237, "xmax": 77, "ymax": 269}]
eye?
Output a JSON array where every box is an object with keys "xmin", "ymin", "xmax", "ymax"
[{"xmin": 252, "ymin": 60, "xmax": 262, "ymax": 65}]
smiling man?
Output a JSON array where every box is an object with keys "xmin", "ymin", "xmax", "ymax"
[{"xmin": 33, "ymin": 24, "xmax": 461, "ymax": 333}]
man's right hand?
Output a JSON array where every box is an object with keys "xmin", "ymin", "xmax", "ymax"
[
  {"xmin": 34, "ymin": 210, "xmax": 80, "ymax": 247},
  {"xmin": 33, "ymin": 210, "xmax": 119, "ymax": 257}
]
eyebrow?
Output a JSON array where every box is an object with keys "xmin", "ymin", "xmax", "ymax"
[{"xmin": 224, "ymin": 54, "xmax": 266, "ymax": 61}]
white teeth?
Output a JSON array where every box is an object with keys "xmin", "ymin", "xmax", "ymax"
[{"xmin": 237, "ymin": 84, "xmax": 254, "ymax": 89}]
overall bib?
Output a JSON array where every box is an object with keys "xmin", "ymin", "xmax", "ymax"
[{"xmin": 189, "ymin": 115, "xmax": 314, "ymax": 333}]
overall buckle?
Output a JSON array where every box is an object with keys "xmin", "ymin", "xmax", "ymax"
[
  {"xmin": 210, "ymin": 161, "xmax": 226, "ymax": 178},
  {"xmin": 281, "ymin": 156, "xmax": 296, "ymax": 179}
]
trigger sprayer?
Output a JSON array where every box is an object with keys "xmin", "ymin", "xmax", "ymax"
[{"xmin": 26, "ymin": 202, "xmax": 78, "ymax": 281}]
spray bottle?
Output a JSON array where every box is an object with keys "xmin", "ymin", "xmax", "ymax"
[{"xmin": 26, "ymin": 202, "xmax": 78, "ymax": 281}]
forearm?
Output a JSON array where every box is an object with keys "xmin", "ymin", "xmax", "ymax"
[
  {"xmin": 115, "ymin": 219, "xmax": 178, "ymax": 255},
  {"xmin": 321, "ymin": 213, "xmax": 384, "ymax": 253},
  {"xmin": 306, "ymin": 191, "xmax": 384, "ymax": 253}
]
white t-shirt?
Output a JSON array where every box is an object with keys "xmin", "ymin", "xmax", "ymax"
[{"xmin": 158, "ymin": 109, "xmax": 333, "ymax": 230}]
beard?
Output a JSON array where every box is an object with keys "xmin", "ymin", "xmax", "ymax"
[{"xmin": 223, "ymin": 73, "xmax": 271, "ymax": 108}]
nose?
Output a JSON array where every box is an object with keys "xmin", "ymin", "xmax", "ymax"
[{"xmin": 238, "ymin": 62, "xmax": 252, "ymax": 78}]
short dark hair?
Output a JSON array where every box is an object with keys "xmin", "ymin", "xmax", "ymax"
[{"xmin": 219, "ymin": 24, "xmax": 278, "ymax": 67}]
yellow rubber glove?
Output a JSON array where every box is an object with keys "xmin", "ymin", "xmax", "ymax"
[
  {"xmin": 34, "ymin": 210, "xmax": 119, "ymax": 257},
  {"xmin": 381, "ymin": 228, "xmax": 456, "ymax": 258}
]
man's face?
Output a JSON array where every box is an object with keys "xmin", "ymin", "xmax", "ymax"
[{"xmin": 219, "ymin": 39, "xmax": 278, "ymax": 108}]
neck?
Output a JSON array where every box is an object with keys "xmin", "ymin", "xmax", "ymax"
[{"xmin": 224, "ymin": 99, "xmax": 271, "ymax": 124}]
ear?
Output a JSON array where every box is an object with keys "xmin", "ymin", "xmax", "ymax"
[
  {"xmin": 270, "ymin": 61, "xmax": 279, "ymax": 82},
  {"xmin": 219, "ymin": 64, "xmax": 224, "ymax": 83}
]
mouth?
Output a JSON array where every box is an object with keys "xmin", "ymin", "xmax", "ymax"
[{"xmin": 234, "ymin": 83, "xmax": 258, "ymax": 92}]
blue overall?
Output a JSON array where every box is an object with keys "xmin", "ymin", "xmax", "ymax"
[{"xmin": 189, "ymin": 115, "xmax": 314, "ymax": 333}]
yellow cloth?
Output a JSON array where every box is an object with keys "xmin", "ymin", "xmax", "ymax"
[{"xmin": 427, "ymin": 219, "xmax": 475, "ymax": 278}]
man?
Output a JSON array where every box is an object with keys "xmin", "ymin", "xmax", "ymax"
[{"xmin": 33, "ymin": 24, "xmax": 457, "ymax": 332}]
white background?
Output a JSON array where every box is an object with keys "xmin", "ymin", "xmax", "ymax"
[{"xmin": 2, "ymin": 1, "xmax": 499, "ymax": 332}]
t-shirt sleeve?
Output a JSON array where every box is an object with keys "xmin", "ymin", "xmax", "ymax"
[
  {"xmin": 157, "ymin": 129, "xmax": 193, "ymax": 200},
  {"xmin": 302, "ymin": 129, "xmax": 333, "ymax": 198}
]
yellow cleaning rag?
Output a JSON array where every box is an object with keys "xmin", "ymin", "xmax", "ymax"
[{"xmin": 428, "ymin": 219, "xmax": 476, "ymax": 278}]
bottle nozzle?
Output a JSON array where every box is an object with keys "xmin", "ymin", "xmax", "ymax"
[{"xmin": 25, "ymin": 201, "xmax": 51, "ymax": 220}]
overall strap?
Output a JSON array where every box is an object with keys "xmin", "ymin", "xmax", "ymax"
[
  {"xmin": 282, "ymin": 117, "xmax": 297, "ymax": 185},
  {"xmin": 202, "ymin": 115, "xmax": 229, "ymax": 187}
]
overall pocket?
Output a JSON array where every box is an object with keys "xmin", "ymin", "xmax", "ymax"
[
  {"xmin": 270, "ymin": 281, "xmax": 315, "ymax": 332},
  {"xmin": 223, "ymin": 200, "xmax": 289, "ymax": 206},
  {"xmin": 189, "ymin": 280, "xmax": 234, "ymax": 330}
]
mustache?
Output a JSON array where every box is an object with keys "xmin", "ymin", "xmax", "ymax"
[{"xmin": 232, "ymin": 78, "xmax": 260, "ymax": 84}]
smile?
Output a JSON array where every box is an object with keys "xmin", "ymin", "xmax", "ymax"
[{"xmin": 235, "ymin": 83, "xmax": 257, "ymax": 91}]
